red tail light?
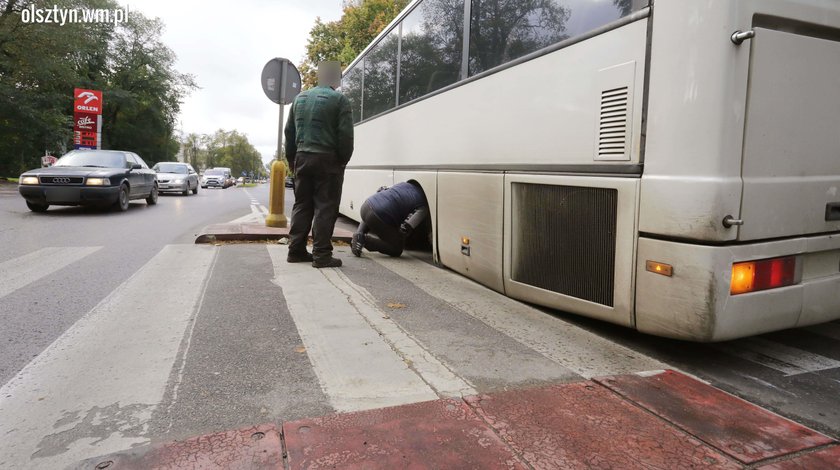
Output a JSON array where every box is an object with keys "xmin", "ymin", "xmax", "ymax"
[{"xmin": 731, "ymin": 256, "xmax": 798, "ymax": 295}]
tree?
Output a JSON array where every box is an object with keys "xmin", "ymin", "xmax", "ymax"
[
  {"xmin": 300, "ymin": 0, "xmax": 410, "ymax": 89},
  {"xmin": 0, "ymin": 0, "xmax": 195, "ymax": 175}
]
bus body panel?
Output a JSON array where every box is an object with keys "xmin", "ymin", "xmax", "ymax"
[
  {"xmin": 503, "ymin": 174, "xmax": 640, "ymax": 327},
  {"xmin": 739, "ymin": 27, "xmax": 840, "ymax": 240},
  {"xmin": 437, "ymin": 172, "xmax": 506, "ymax": 293},
  {"xmin": 640, "ymin": 0, "xmax": 840, "ymax": 244},
  {"xmin": 346, "ymin": 19, "xmax": 648, "ymax": 169},
  {"xmin": 636, "ymin": 233, "xmax": 840, "ymax": 342}
]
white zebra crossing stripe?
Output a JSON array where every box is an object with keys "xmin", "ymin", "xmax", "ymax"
[
  {"xmin": 714, "ymin": 337, "xmax": 840, "ymax": 376},
  {"xmin": 268, "ymin": 246, "xmax": 440, "ymax": 412},
  {"xmin": 0, "ymin": 247, "xmax": 102, "ymax": 299},
  {"xmin": 0, "ymin": 245, "xmax": 218, "ymax": 468},
  {"xmin": 371, "ymin": 254, "xmax": 671, "ymax": 379}
]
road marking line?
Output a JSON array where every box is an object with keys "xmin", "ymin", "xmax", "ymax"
[
  {"xmin": 258, "ymin": 205, "xmax": 268, "ymax": 216},
  {"xmin": 326, "ymin": 268, "xmax": 476, "ymax": 397},
  {"xmin": 0, "ymin": 245, "xmax": 218, "ymax": 468},
  {"xmin": 714, "ymin": 337, "xmax": 840, "ymax": 376},
  {"xmin": 267, "ymin": 246, "xmax": 438, "ymax": 412},
  {"xmin": 371, "ymin": 254, "xmax": 671, "ymax": 379},
  {"xmin": 0, "ymin": 246, "xmax": 102, "ymax": 299}
]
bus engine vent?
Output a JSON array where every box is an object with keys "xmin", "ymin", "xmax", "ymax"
[
  {"xmin": 511, "ymin": 183, "xmax": 617, "ymax": 307},
  {"xmin": 597, "ymin": 86, "xmax": 629, "ymax": 158}
]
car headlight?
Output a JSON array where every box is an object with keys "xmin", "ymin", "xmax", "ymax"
[
  {"xmin": 85, "ymin": 177, "xmax": 110, "ymax": 186},
  {"xmin": 20, "ymin": 176, "xmax": 39, "ymax": 185}
]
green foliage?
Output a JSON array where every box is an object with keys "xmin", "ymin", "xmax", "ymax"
[
  {"xmin": 300, "ymin": 0, "xmax": 410, "ymax": 89},
  {"xmin": 180, "ymin": 129, "xmax": 266, "ymax": 179},
  {"xmin": 0, "ymin": 0, "xmax": 195, "ymax": 175}
]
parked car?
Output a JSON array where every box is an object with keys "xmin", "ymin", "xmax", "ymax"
[
  {"xmin": 285, "ymin": 176, "xmax": 294, "ymax": 188},
  {"xmin": 18, "ymin": 149, "xmax": 158, "ymax": 212},
  {"xmin": 237, "ymin": 176, "xmax": 245, "ymax": 185},
  {"xmin": 201, "ymin": 168, "xmax": 232, "ymax": 189},
  {"xmin": 153, "ymin": 162, "xmax": 199, "ymax": 195}
]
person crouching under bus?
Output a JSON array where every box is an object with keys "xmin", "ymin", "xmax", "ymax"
[{"xmin": 351, "ymin": 181, "xmax": 429, "ymax": 258}]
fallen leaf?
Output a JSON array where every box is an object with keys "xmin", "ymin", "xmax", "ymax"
[
  {"xmin": 294, "ymin": 346, "xmax": 306, "ymax": 353},
  {"xmin": 386, "ymin": 302, "xmax": 406, "ymax": 309}
]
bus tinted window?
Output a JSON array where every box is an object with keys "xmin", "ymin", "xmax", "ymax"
[
  {"xmin": 399, "ymin": 0, "xmax": 465, "ymax": 105},
  {"xmin": 342, "ymin": 64, "xmax": 364, "ymax": 124},
  {"xmin": 468, "ymin": 0, "xmax": 644, "ymax": 75},
  {"xmin": 363, "ymin": 28, "xmax": 400, "ymax": 120}
]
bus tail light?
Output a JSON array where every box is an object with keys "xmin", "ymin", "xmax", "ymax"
[{"xmin": 730, "ymin": 256, "xmax": 797, "ymax": 295}]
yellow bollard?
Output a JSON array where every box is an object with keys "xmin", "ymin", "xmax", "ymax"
[{"xmin": 265, "ymin": 160, "xmax": 288, "ymax": 228}]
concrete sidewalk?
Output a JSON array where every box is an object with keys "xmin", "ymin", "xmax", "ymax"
[{"xmin": 72, "ymin": 370, "xmax": 839, "ymax": 469}]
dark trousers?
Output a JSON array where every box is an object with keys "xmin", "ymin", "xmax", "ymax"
[
  {"xmin": 358, "ymin": 201, "xmax": 404, "ymax": 257},
  {"xmin": 288, "ymin": 152, "xmax": 344, "ymax": 260}
]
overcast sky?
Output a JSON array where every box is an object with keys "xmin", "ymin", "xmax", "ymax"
[{"xmin": 127, "ymin": 0, "xmax": 345, "ymax": 165}]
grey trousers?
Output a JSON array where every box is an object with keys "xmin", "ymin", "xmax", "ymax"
[{"xmin": 288, "ymin": 152, "xmax": 344, "ymax": 261}]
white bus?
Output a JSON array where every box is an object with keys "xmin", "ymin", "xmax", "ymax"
[{"xmin": 337, "ymin": 0, "xmax": 840, "ymax": 341}]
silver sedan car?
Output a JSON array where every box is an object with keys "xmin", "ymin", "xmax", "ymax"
[{"xmin": 153, "ymin": 162, "xmax": 199, "ymax": 195}]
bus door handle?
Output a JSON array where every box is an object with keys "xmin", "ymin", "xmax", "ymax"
[
  {"xmin": 731, "ymin": 30, "xmax": 755, "ymax": 45},
  {"xmin": 722, "ymin": 215, "xmax": 744, "ymax": 228},
  {"xmin": 826, "ymin": 202, "xmax": 840, "ymax": 221}
]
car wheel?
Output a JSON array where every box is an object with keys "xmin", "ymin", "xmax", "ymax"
[
  {"xmin": 192, "ymin": 184, "xmax": 199, "ymax": 195},
  {"xmin": 26, "ymin": 201, "xmax": 49, "ymax": 212},
  {"xmin": 114, "ymin": 184, "xmax": 130, "ymax": 212},
  {"xmin": 146, "ymin": 184, "xmax": 159, "ymax": 205}
]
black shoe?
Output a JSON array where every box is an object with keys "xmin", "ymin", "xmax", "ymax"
[
  {"xmin": 312, "ymin": 257, "xmax": 342, "ymax": 268},
  {"xmin": 287, "ymin": 251, "xmax": 313, "ymax": 263},
  {"xmin": 351, "ymin": 233, "xmax": 364, "ymax": 257}
]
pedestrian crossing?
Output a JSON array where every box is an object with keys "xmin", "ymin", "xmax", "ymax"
[
  {"xmin": 0, "ymin": 243, "xmax": 839, "ymax": 467},
  {"xmin": 227, "ymin": 189, "xmax": 269, "ymax": 224}
]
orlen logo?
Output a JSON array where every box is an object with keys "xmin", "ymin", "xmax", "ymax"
[{"xmin": 74, "ymin": 88, "xmax": 103, "ymax": 114}]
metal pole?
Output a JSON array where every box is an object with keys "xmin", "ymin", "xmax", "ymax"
[{"xmin": 266, "ymin": 62, "xmax": 289, "ymax": 228}]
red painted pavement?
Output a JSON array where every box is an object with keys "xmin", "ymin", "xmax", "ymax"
[
  {"xmin": 283, "ymin": 397, "xmax": 527, "ymax": 469},
  {"xmin": 73, "ymin": 371, "xmax": 838, "ymax": 469},
  {"xmin": 594, "ymin": 370, "xmax": 834, "ymax": 464},
  {"xmin": 465, "ymin": 380, "xmax": 740, "ymax": 469},
  {"xmin": 756, "ymin": 445, "xmax": 840, "ymax": 469},
  {"xmin": 70, "ymin": 424, "xmax": 283, "ymax": 470}
]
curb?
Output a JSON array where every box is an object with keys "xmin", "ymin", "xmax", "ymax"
[
  {"xmin": 71, "ymin": 370, "xmax": 839, "ymax": 470},
  {"xmin": 195, "ymin": 223, "xmax": 354, "ymax": 244}
]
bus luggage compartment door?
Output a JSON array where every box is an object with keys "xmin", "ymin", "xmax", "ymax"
[{"xmin": 739, "ymin": 27, "xmax": 840, "ymax": 241}]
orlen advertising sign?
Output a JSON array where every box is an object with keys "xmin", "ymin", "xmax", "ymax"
[
  {"xmin": 74, "ymin": 88, "xmax": 103, "ymax": 114},
  {"xmin": 73, "ymin": 88, "xmax": 103, "ymax": 149}
]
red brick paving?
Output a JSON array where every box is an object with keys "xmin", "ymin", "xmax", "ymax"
[
  {"xmin": 73, "ymin": 371, "xmax": 839, "ymax": 469},
  {"xmin": 594, "ymin": 370, "xmax": 834, "ymax": 464},
  {"xmin": 464, "ymin": 381, "xmax": 740, "ymax": 469},
  {"xmin": 283, "ymin": 397, "xmax": 526, "ymax": 469}
]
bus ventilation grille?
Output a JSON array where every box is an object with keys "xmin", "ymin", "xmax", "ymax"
[
  {"xmin": 598, "ymin": 86, "xmax": 629, "ymax": 158},
  {"xmin": 511, "ymin": 183, "xmax": 617, "ymax": 307}
]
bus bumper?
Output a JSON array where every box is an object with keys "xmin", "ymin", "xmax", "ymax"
[{"xmin": 635, "ymin": 233, "xmax": 840, "ymax": 342}]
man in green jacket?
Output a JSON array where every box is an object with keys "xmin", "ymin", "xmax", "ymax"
[{"xmin": 284, "ymin": 61, "xmax": 354, "ymax": 268}]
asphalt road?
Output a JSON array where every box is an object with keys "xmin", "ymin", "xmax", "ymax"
[{"xmin": 0, "ymin": 179, "xmax": 838, "ymax": 468}]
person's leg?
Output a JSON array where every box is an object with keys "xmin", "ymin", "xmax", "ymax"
[
  {"xmin": 362, "ymin": 210, "xmax": 404, "ymax": 257},
  {"xmin": 311, "ymin": 163, "xmax": 344, "ymax": 266},
  {"xmin": 287, "ymin": 158, "xmax": 315, "ymax": 261},
  {"xmin": 352, "ymin": 202, "xmax": 373, "ymax": 257}
]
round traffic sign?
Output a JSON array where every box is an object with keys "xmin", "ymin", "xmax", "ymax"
[{"xmin": 261, "ymin": 58, "xmax": 301, "ymax": 105}]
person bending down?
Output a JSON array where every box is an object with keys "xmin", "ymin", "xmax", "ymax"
[{"xmin": 351, "ymin": 181, "xmax": 429, "ymax": 258}]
